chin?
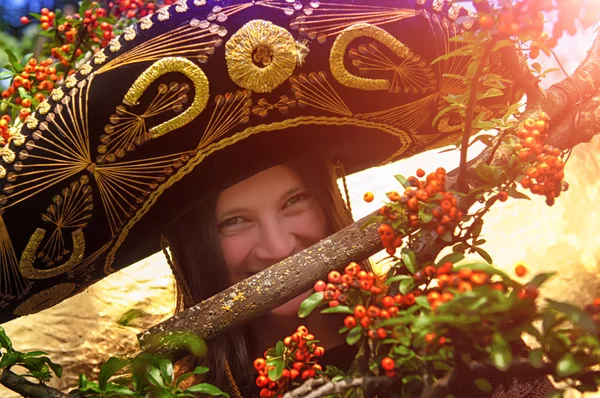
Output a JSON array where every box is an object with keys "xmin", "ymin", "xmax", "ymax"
[{"xmin": 270, "ymin": 290, "xmax": 312, "ymax": 317}]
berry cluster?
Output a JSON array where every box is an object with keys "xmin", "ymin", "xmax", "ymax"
[
  {"xmin": 514, "ymin": 112, "xmax": 568, "ymax": 206},
  {"xmin": 0, "ymin": 116, "xmax": 12, "ymax": 143},
  {"xmin": 314, "ymin": 262, "xmax": 382, "ymax": 308},
  {"xmin": 108, "ymin": 0, "xmax": 175, "ymax": 19},
  {"xmin": 254, "ymin": 326, "xmax": 324, "ymax": 398},
  {"xmin": 371, "ymin": 167, "xmax": 462, "ymax": 255}
]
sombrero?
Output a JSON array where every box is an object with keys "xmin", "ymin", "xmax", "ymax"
[{"xmin": 0, "ymin": 0, "xmax": 519, "ymax": 323}]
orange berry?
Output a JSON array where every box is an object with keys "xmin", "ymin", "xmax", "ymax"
[
  {"xmin": 416, "ymin": 168, "xmax": 425, "ymax": 178},
  {"xmin": 328, "ymin": 270, "xmax": 341, "ymax": 283},
  {"xmin": 344, "ymin": 316, "xmax": 357, "ymax": 328},
  {"xmin": 425, "ymin": 332, "xmax": 437, "ymax": 343},
  {"xmin": 515, "ymin": 264, "xmax": 528, "ymax": 277},
  {"xmin": 479, "ymin": 14, "xmax": 494, "ymax": 30},
  {"xmin": 354, "ymin": 305, "xmax": 367, "ymax": 318},
  {"xmin": 363, "ymin": 191, "xmax": 374, "ymax": 202},
  {"xmin": 381, "ymin": 357, "xmax": 395, "ymax": 371},
  {"xmin": 497, "ymin": 191, "xmax": 508, "ymax": 202},
  {"xmin": 253, "ymin": 358, "xmax": 266, "ymax": 371}
]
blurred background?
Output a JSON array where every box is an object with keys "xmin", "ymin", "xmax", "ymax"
[{"xmin": 0, "ymin": 1, "xmax": 599, "ymax": 396}]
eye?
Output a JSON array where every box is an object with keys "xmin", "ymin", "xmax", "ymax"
[
  {"xmin": 285, "ymin": 192, "xmax": 310, "ymax": 207},
  {"xmin": 218, "ymin": 216, "xmax": 247, "ymax": 230}
]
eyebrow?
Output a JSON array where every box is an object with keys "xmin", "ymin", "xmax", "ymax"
[{"xmin": 216, "ymin": 185, "xmax": 308, "ymax": 222}]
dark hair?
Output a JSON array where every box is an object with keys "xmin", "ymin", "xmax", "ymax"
[{"xmin": 166, "ymin": 154, "xmax": 370, "ymax": 395}]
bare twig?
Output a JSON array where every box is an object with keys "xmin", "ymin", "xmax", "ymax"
[
  {"xmin": 283, "ymin": 375, "xmax": 395, "ymax": 398},
  {"xmin": 0, "ymin": 369, "xmax": 80, "ymax": 398}
]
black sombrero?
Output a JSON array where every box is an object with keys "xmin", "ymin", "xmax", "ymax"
[{"xmin": 0, "ymin": 0, "xmax": 519, "ymax": 323}]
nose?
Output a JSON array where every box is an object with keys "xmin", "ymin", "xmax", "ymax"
[{"xmin": 254, "ymin": 217, "xmax": 297, "ymax": 265}]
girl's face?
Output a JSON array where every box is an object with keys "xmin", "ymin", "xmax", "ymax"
[{"xmin": 216, "ymin": 165, "xmax": 328, "ymax": 316}]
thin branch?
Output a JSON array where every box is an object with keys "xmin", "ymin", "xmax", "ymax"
[
  {"xmin": 283, "ymin": 375, "xmax": 395, "ymax": 398},
  {"xmin": 458, "ymin": 41, "xmax": 495, "ymax": 192},
  {"xmin": 0, "ymin": 369, "xmax": 78, "ymax": 398}
]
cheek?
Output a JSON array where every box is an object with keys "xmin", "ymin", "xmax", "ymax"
[
  {"xmin": 289, "ymin": 204, "xmax": 328, "ymax": 243},
  {"xmin": 220, "ymin": 234, "xmax": 255, "ymax": 277}
]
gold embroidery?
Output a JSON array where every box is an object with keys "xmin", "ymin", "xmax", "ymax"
[
  {"xmin": 18, "ymin": 174, "xmax": 91, "ymax": 279},
  {"xmin": 432, "ymin": 0, "xmax": 444, "ymax": 12},
  {"xmin": 13, "ymin": 283, "xmax": 75, "ymax": 316},
  {"xmin": 357, "ymin": 93, "xmax": 437, "ymax": 131},
  {"xmin": 290, "ymin": 72, "xmax": 352, "ymax": 116},
  {"xmin": 225, "ymin": 19, "xmax": 297, "ymax": 93},
  {"xmin": 140, "ymin": 15, "xmax": 153, "ymax": 30},
  {"xmin": 123, "ymin": 57, "xmax": 209, "ymax": 139},
  {"xmin": 105, "ymin": 116, "xmax": 412, "ymax": 272},
  {"xmin": 65, "ymin": 75, "xmax": 77, "ymax": 88},
  {"xmin": 109, "ymin": 38, "xmax": 122, "ymax": 52},
  {"xmin": 11, "ymin": 132, "xmax": 25, "ymax": 147},
  {"xmin": 51, "ymin": 88, "xmax": 64, "ymax": 101},
  {"xmin": 25, "ymin": 116, "xmax": 39, "ymax": 129},
  {"xmin": 199, "ymin": 90, "xmax": 251, "ymax": 149},
  {"xmin": 0, "ymin": 215, "xmax": 31, "ymax": 300},
  {"xmin": 447, "ymin": 4, "xmax": 463, "ymax": 20},
  {"xmin": 1, "ymin": 147, "xmax": 15, "ymax": 164},
  {"xmin": 67, "ymin": 240, "xmax": 112, "ymax": 279},
  {"xmin": 94, "ymin": 51, "xmax": 107, "ymax": 65},
  {"xmin": 19, "ymin": 228, "xmax": 85, "ymax": 279},
  {"xmin": 175, "ymin": 0, "xmax": 188, "ymax": 13},
  {"xmin": 251, "ymin": 96, "xmax": 297, "ymax": 117},
  {"xmin": 0, "ymin": 166, "xmax": 5, "ymax": 179},
  {"xmin": 194, "ymin": 0, "xmax": 206, "ymax": 5},
  {"xmin": 288, "ymin": 2, "xmax": 417, "ymax": 39},
  {"xmin": 80, "ymin": 63, "xmax": 93, "ymax": 76},
  {"xmin": 100, "ymin": 82, "xmax": 191, "ymax": 162},
  {"xmin": 330, "ymin": 23, "xmax": 435, "ymax": 93},
  {"xmin": 38, "ymin": 100, "xmax": 51, "ymax": 115},
  {"xmin": 157, "ymin": 7, "xmax": 170, "ymax": 21},
  {"xmin": 2, "ymin": 74, "xmax": 94, "ymax": 209},
  {"xmin": 123, "ymin": 26, "xmax": 136, "ymax": 41}
]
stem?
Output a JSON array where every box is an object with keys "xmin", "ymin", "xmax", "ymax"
[
  {"xmin": 458, "ymin": 40, "xmax": 495, "ymax": 192},
  {"xmin": 0, "ymin": 368, "xmax": 80, "ymax": 398}
]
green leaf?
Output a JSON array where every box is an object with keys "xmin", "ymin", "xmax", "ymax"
[
  {"xmin": 145, "ymin": 366, "xmax": 165, "ymax": 388},
  {"xmin": 547, "ymin": 300, "xmax": 597, "ymax": 334},
  {"xmin": 399, "ymin": 278, "xmax": 414, "ymax": 295},
  {"xmin": 415, "ymin": 296, "xmax": 431, "ymax": 309},
  {"xmin": 385, "ymin": 274, "xmax": 412, "ymax": 285},
  {"xmin": 474, "ymin": 247, "xmax": 493, "ymax": 264},
  {"xmin": 529, "ymin": 348, "xmax": 544, "ymax": 369},
  {"xmin": 395, "ymin": 174, "xmax": 411, "ymax": 189},
  {"xmin": 321, "ymin": 305, "xmax": 354, "ymax": 315},
  {"xmin": 159, "ymin": 359, "xmax": 174, "ymax": 386},
  {"xmin": 0, "ymin": 352, "xmax": 20, "ymax": 368},
  {"xmin": 185, "ymin": 382, "xmax": 229, "ymax": 396},
  {"xmin": 23, "ymin": 351, "xmax": 48, "ymax": 358},
  {"xmin": 4, "ymin": 49, "xmax": 20, "ymax": 72},
  {"xmin": 482, "ymin": 88, "xmax": 504, "ymax": 99},
  {"xmin": 490, "ymin": 332, "xmax": 512, "ymax": 371},
  {"xmin": 0, "ymin": 72, "xmax": 14, "ymax": 81},
  {"xmin": 266, "ymin": 358, "xmax": 284, "ymax": 381},
  {"xmin": 275, "ymin": 341, "xmax": 284, "ymax": 356},
  {"xmin": 78, "ymin": 0, "xmax": 92, "ymax": 17},
  {"xmin": 437, "ymin": 252, "xmax": 464, "ymax": 266},
  {"xmin": 0, "ymin": 327, "xmax": 13, "ymax": 352},
  {"xmin": 507, "ymin": 186, "xmax": 530, "ymax": 200},
  {"xmin": 420, "ymin": 210, "xmax": 433, "ymax": 223},
  {"xmin": 439, "ymin": 231, "xmax": 453, "ymax": 243},
  {"xmin": 556, "ymin": 352, "xmax": 583, "ymax": 377},
  {"xmin": 401, "ymin": 248, "xmax": 416, "ymax": 274},
  {"xmin": 346, "ymin": 326, "xmax": 362, "ymax": 346},
  {"xmin": 193, "ymin": 366, "xmax": 209, "ymax": 375},
  {"xmin": 527, "ymin": 272, "xmax": 556, "ymax": 289},
  {"xmin": 531, "ymin": 62, "xmax": 542, "ymax": 73},
  {"xmin": 473, "ymin": 378, "xmax": 492, "ymax": 393},
  {"xmin": 47, "ymin": 360, "xmax": 63, "ymax": 378},
  {"xmin": 475, "ymin": 163, "xmax": 505, "ymax": 183},
  {"xmin": 298, "ymin": 292, "xmax": 324, "ymax": 318},
  {"xmin": 99, "ymin": 357, "xmax": 128, "ymax": 390}
]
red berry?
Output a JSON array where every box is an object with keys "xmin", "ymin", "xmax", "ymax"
[
  {"xmin": 328, "ymin": 270, "xmax": 341, "ymax": 283},
  {"xmin": 515, "ymin": 264, "xmax": 527, "ymax": 277},
  {"xmin": 381, "ymin": 357, "xmax": 395, "ymax": 371},
  {"xmin": 313, "ymin": 280, "xmax": 326, "ymax": 292},
  {"xmin": 20, "ymin": 16, "xmax": 30, "ymax": 24},
  {"xmin": 253, "ymin": 358, "xmax": 266, "ymax": 371},
  {"xmin": 344, "ymin": 316, "xmax": 357, "ymax": 328}
]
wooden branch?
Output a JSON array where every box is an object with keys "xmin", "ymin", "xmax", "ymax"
[
  {"xmin": 542, "ymin": 31, "xmax": 600, "ymax": 118},
  {"xmin": 138, "ymin": 213, "xmax": 382, "ymax": 356},
  {"xmin": 0, "ymin": 369, "xmax": 76, "ymax": 398},
  {"xmin": 282, "ymin": 375, "xmax": 395, "ymax": 398}
]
